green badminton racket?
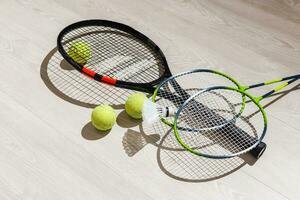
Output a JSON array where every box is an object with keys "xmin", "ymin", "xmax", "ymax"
[
  {"xmin": 208, "ymin": 73, "xmax": 300, "ymax": 128},
  {"xmin": 173, "ymin": 73, "xmax": 299, "ymax": 159}
]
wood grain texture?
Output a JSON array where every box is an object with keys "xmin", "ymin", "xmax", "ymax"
[{"xmin": 0, "ymin": 0, "xmax": 299, "ymax": 199}]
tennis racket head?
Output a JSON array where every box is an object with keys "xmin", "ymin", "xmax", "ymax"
[
  {"xmin": 57, "ymin": 19, "xmax": 171, "ymax": 92},
  {"xmin": 150, "ymin": 69, "xmax": 241, "ymax": 127},
  {"xmin": 173, "ymin": 86, "xmax": 267, "ymax": 158}
]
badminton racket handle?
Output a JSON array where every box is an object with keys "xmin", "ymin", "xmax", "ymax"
[{"xmin": 249, "ymin": 142, "xmax": 267, "ymax": 159}]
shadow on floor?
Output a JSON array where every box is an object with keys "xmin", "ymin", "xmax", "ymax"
[{"xmin": 40, "ymin": 47, "xmax": 134, "ymax": 109}]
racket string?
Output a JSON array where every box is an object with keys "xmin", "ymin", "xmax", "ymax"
[
  {"xmin": 44, "ymin": 50, "xmax": 133, "ymax": 105},
  {"xmin": 61, "ymin": 25, "xmax": 165, "ymax": 83},
  {"xmin": 175, "ymin": 88, "xmax": 264, "ymax": 157},
  {"xmin": 154, "ymin": 71, "xmax": 241, "ymax": 129}
]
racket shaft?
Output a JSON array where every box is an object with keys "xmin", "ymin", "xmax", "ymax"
[
  {"xmin": 260, "ymin": 77, "xmax": 299, "ymax": 99},
  {"xmin": 248, "ymin": 74, "xmax": 300, "ymax": 89}
]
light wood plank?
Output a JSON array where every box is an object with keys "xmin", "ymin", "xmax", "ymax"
[{"xmin": 0, "ymin": 0, "xmax": 299, "ymax": 199}]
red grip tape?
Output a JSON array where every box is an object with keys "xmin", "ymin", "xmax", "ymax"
[
  {"xmin": 101, "ymin": 76, "xmax": 117, "ymax": 85},
  {"xmin": 82, "ymin": 67, "xmax": 96, "ymax": 77}
]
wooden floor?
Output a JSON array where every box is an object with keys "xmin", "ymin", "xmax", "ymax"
[{"xmin": 0, "ymin": 0, "xmax": 300, "ymax": 199}]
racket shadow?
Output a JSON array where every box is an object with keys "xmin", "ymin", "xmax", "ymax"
[
  {"xmin": 40, "ymin": 47, "xmax": 135, "ymax": 109},
  {"xmin": 116, "ymin": 110, "xmax": 141, "ymax": 128},
  {"xmin": 121, "ymin": 121, "xmax": 247, "ymax": 182},
  {"xmin": 156, "ymin": 129, "xmax": 246, "ymax": 182}
]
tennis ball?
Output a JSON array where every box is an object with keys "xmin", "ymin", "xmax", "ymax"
[
  {"xmin": 91, "ymin": 105, "xmax": 116, "ymax": 131},
  {"xmin": 125, "ymin": 93, "xmax": 146, "ymax": 119},
  {"xmin": 67, "ymin": 41, "xmax": 91, "ymax": 65}
]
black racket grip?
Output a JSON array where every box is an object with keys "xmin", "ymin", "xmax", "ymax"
[{"xmin": 249, "ymin": 142, "xmax": 266, "ymax": 159}]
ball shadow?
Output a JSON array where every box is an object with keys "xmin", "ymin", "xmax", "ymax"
[
  {"xmin": 81, "ymin": 122, "xmax": 110, "ymax": 140},
  {"xmin": 116, "ymin": 110, "xmax": 141, "ymax": 128}
]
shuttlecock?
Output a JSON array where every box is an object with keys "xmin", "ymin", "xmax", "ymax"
[{"xmin": 142, "ymin": 98, "xmax": 176, "ymax": 126}]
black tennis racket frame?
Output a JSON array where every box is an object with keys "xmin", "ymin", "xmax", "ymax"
[{"xmin": 57, "ymin": 19, "xmax": 172, "ymax": 93}]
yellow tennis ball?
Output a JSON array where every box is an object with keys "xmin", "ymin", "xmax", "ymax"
[
  {"xmin": 91, "ymin": 105, "xmax": 116, "ymax": 131},
  {"xmin": 67, "ymin": 41, "xmax": 91, "ymax": 65},
  {"xmin": 125, "ymin": 93, "xmax": 146, "ymax": 119}
]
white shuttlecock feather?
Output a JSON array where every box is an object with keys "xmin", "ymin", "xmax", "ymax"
[{"xmin": 142, "ymin": 99, "xmax": 176, "ymax": 126}]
